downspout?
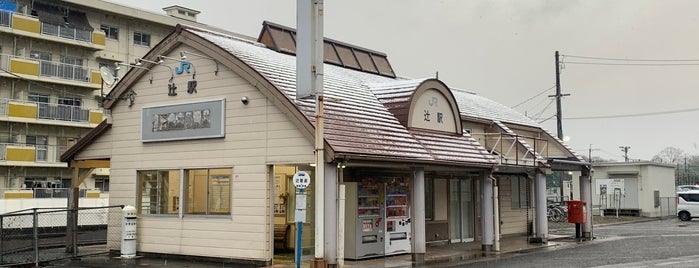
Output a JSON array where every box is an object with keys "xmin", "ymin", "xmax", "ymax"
[{"xmin": 489, "ymin": 174, "xmax": 500, "ymax": 252}]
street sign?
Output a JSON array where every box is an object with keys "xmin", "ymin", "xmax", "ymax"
[{"xmin": 292, "ymin": 171, "xmax": 311, "ymax": 189}]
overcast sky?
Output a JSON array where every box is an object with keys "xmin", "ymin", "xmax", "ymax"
[{"xmin": 113, "ymin": 0, "xmax": 699, "ymax": 162}]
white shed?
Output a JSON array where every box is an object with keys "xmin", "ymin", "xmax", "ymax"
[{"xmin": 572, "ymin": 162, "xmax": 675, "ymax": 217}]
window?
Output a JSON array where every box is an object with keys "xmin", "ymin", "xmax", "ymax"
[
  {"xmin": 28, "ymin": 93, "xmax": 50, "ymax": 103},
  {"xmin": 30, "ymin": 51, "xmax": 51, "ymax": 61},
  {"xmin": 26, "ymin": 135, "xmax": 48, "ymax": 162},
  {"xmin": 185, "ymin": 168, "xmax": 231, "ymax": 215},
  {"xmin": 425, "ymin": 178, "xmax": 434, "ymax": 221},
  {"xmin": 95, "ymin": 177, "xmax": 109, "ymax": 192},
  {"xmin": 138, "ymin": 168, "xmax": 231, "ymax": 216},
  {"xmin": 138, "ymin": 170, "xmax": 181, "ymax": 215},
  {"xmin": 680, "ymin": 193, "xmax": 699, "ymax": 202},
  {"xmin": 58, "ymin": 97, "xmax": 82, "ymax": 106},
  {"xmin": 100, "ymin": 24, "xmax": 118, "ymax": 40},
  {"xmin": 133, "ymin": 32, "xmax": 151, "ymax": 46},
  {"xmin": 60, "ymin": 56, "xmax": 82, "ymax": 66},
  {"xmin": 510, "ymin": 175, "xmax": 530, "ymax": 209}
]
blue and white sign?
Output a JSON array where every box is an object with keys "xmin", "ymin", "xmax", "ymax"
[{"xmin": 292, "ymin": 171, "xmax": 311, "ymax": 189}]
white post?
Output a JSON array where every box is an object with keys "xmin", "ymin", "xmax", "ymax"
[
  {"xmin": 337, "ymin": 184, "xmax": 345, "ymax": 267},
  {"xmin": 410, "ymin": 167, "xmax": 426, "ymax": 264},
  {"xmin": 480, "ymin": 175, "xmax": 494, "ymax": 251},
  {"xmin": 324, "ymin": 163, "xmax": 337, "ymax": 265},
  {"xmin": 121, "ymin": 205, "xmax": 137, "ymax": 259},
  {"xmin": 298, "ymin": 0, "xmax": 326, "ymax": 264},
  {"xmin": 534, "ymin": 172, "xmax": 548, "ymax": 243},
  {"xmin": 493, "ymin": 183, "xmax": 500, "ymax": 251}
]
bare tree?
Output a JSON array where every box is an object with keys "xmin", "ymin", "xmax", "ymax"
[{"xmin": 651, "ymin": 147, "xmax": 684, "ymax": 164}]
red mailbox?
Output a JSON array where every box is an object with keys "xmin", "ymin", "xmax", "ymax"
[{"xmin": 567, "ymin": 200, "xmax": 587, "ymax": 223}]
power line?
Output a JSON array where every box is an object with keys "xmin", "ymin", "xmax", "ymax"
[
  {"xmin": 566, "ymin": 107, "xmax": 699, "ymax": 120},
  {"xmin": 511, "ymin": 85, "xmax": 555, "ymax": 108},
  {"xmin": 563, "ymin": 54, "xmax": 699, "ymax": 62},
  {"xmin": 533, "ymin": 99, "xmax": 554, "ymax": 120},
  {"xmin": 537, "ymin": 114, "xmax": 556, "ymax": 124},
  {"xmin": 561, "ymin": 61, "xmax": 699, "ymax": 66}
]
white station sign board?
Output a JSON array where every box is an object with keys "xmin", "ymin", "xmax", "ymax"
[
  {"xmin": 292, "ymin": 171, "xmax": 311, "ymax": 189},
  {"xmin": 293, "ymin": 171, "xmax": 311, "ymax": 223}
]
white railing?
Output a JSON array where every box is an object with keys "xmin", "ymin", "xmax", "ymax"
[
  {"xmin": 0, "ymin": 10, "xmax": 11, "ymax": 27},
  {"xmin": 41, "ymin": 21, "xmax": 92, "ymax": 42},
  {"xmin": 0, "ymin": 54, "xmax": 95, "ymax": 83},
  {"xmin": 478, "ymin": 133, "xmax": 549, "ymax": 166},
  {"xmin": 0, "ymin": 98, "xmax": 93, "ymax": 124}
]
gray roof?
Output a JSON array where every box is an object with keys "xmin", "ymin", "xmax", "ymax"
[
  {"xmin": 451, "ymin": 89, "xmax": 540, "ymax": 126},
  {"xmin": 188, "ymin": 27, "xmax": 496, "ymax": 166}
]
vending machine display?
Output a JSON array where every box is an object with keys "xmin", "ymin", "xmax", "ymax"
[
  {"xmin": 344, "ymin": 180, "xmax": 384, "ymax": 259},
  {"xmin": 344, "ymin": 177, "xmax": 412, "ymax": 259},
  {"xmin": 384, "ymin": 178, "xmax": 411, "ymax": 255}
]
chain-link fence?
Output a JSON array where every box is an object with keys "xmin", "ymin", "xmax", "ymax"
[{"xmin": 0, "ymin": 205, "xmax": 123, "ymax": 267}]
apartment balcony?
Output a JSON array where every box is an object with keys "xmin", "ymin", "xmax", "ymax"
[
  {"xmin": 0, "ymin": 54, "xmax": 102, "ymax": 89},
  {"xmin": 0, "ymin": 98, "xmax": 104, "ymax": 128},
  {"xmin": 0, "ymin": 143, "xmax": 70, "ymax": 167},
  {"xmin": 0, "ymin": 10, "xmax": 106, "ymax": 50}
]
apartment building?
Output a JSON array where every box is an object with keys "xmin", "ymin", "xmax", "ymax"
[{"xmin": 0, "ymin": 0, "xmax": 243, "ymax": 195}]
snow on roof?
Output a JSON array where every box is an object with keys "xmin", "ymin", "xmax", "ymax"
[{"xmin": 187, "ymin": 27, "xmax": 497, "ymax": 166}]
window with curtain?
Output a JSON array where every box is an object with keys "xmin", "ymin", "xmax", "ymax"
[
  {"xmin": 184, "ymin": 168, "xmax": 231, "ymax": 215},
  {"xmin": 138, "ymin": 170, "xmax": 180, "ymax": 215}
]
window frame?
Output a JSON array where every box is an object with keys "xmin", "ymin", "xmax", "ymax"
[
  {"xmin": 133, "ymin": 32, "xmax": 151, "ymax": 46},
  {"xmin": 425, "ymin": 177, "xmax": 434, "ymax": 221},
  {"xmin": 58, "ymin": 96, "xmax": 82, "ymax": 107},
  {"xmin": 137, "ymin": 168, "xmax": 232, "ymax": 218},
  {"xmin": 28, "ymin": 92, "xmax": 50, "ymax": 103},
  {"xmin": 137, "ymin": 170, "xmax": 181, "ymax": 216},
  {"xmin": 510, "ymin": 175, "xmax": 530, "ymax": 209},
  {"xmin": 99, "ymin": 24, "xmax": 119, "ymax": 40},
  {"xmin": 184, "ymin": 168, "xmax": 232, "ymax": 216}
]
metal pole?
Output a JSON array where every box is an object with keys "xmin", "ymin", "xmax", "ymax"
[
  {"xmin": 0, "ymin": 216, "xmax": 3, "ymax": 263},
  {"xmin": 554, "ymin": 51, "xmax": 563, "ymax": 140},
  {"xmin": 337, "ymin": 184, "xmax": 345, "ymax": 268},
  {"xmin": 33, "ymin": 209, "xmax": 39, "ymax": 266},
  {"xmin": 296, "ymin": 188, "xmax": 304, "ymax": 268}
]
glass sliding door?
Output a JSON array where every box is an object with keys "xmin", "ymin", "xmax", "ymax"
[{"xmin": 449, "ymin": 178, "xmax": 474, "ymax": 243}]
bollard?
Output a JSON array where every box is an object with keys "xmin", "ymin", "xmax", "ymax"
[{"xmin": 121, "ymin": 205, "xmax": 137, "ymax": 259}]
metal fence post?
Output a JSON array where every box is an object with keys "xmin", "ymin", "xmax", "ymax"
[
  {"xmin": 72, "ymin": 207, "xmax": 78, "ymax": 258},
  {"xmin": 33, "ymin": 208, "xmax": 39, "ymax": 266},
  {"xmin": 0, "ymin": 216, "xmax": 4, "ymax": 263}
]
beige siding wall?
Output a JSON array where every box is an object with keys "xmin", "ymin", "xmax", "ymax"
[
  {"xmin": 93, "ymin": 45, "xmax": 315, "ymax": 261},
  {"xmin": 498, "ymin": 175, "xmax": 531, "ymax": 236}
]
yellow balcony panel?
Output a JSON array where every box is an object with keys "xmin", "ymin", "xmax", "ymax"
[
  {"xmin": 10, "ymin": 59, "xmax": 39, "ymax": 76},
  {"xmin": 91, "ymin": 70, "xmax": 102, "ymax": 85},
  {"xmin": 6, "ymin": 146, "xmax": 36, "ymax": 162},
  {"xmin": 86, "ymin": 190, "xmax": 101, "ymax": 198},
  {"xmin": 12, "ymin": 14, "xmax": 40, "ymax": 33},
  {"xmin": 8, "ymin": 102, "xmax": 38, "ymax": 119},
  {"xmin": 4, "ymin": 190, "xmax": 34, "ymax": 199},
  {"xmin": 92, "ymin": 32, "xmax": 106, "ymax": 46},
  {"xmin": 89, "ymin": 111, "xmax": 104, "ymax": 124}
]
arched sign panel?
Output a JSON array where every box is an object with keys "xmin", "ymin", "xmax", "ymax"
[{"xmin": 407, "ymin": 79, "xmax": 462, "ymax": 134}]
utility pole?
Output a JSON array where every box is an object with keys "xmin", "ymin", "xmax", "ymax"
[
  {"xmin": 550, "ymin": 51, "xmax": 570, "ymax": 140},
  {"xmin": 619, "ymin": 146, "xmax": 631, "ymax": 162},
  {"xmin": 588, "ymin": 144, "xmax": 599, "ymax": 163}
]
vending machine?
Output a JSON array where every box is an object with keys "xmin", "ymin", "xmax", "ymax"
[
  {"xmin": 344, "ymin": 178, "xmax": 412, "ymax": 259},
  {"xmin": 344, "ymin": 180, "xmax": 385, "ymax": 259},
  {"xmin": 384, "ymin": 178, "xmax": 411, "ymax": 255}
]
